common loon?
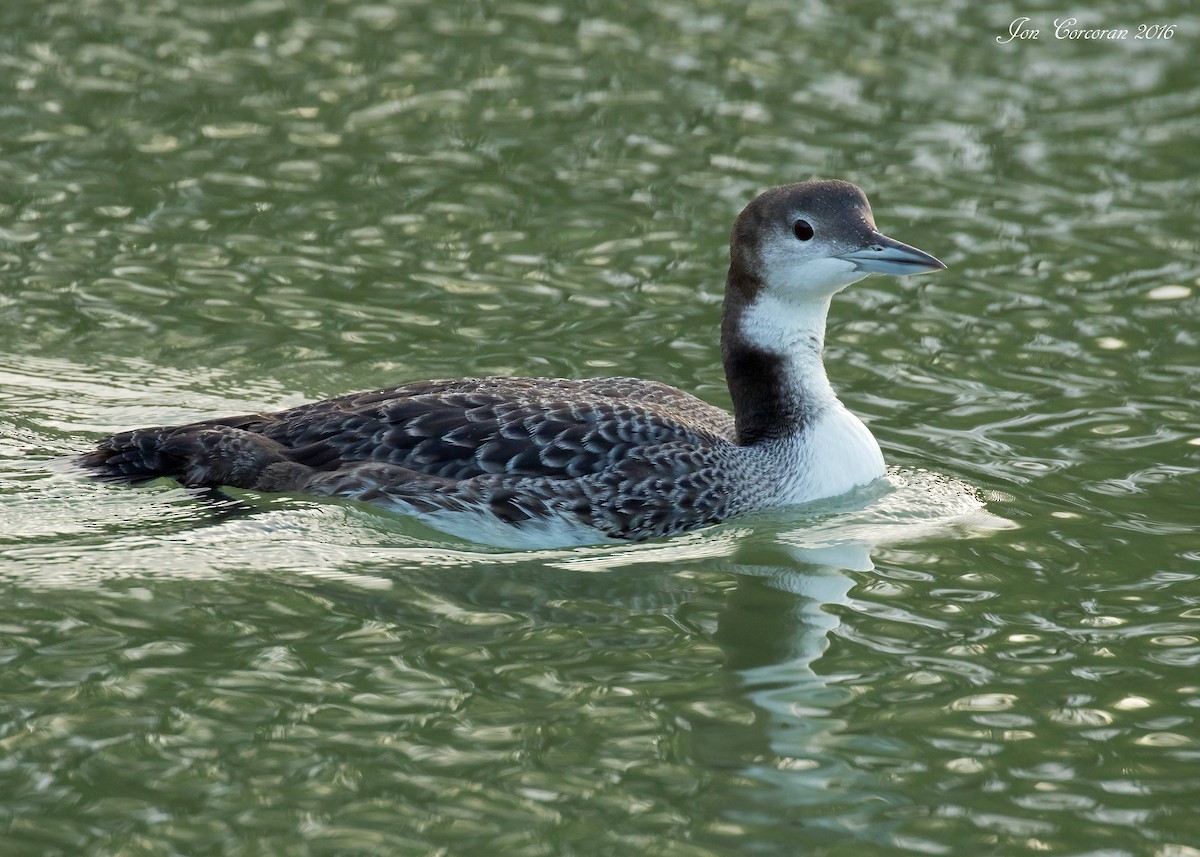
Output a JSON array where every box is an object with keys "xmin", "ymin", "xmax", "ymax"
[{"xmin": 80, "ymin": 180, "xmax": 946, "ymax": 547}]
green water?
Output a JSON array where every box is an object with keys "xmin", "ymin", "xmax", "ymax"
[{"xmin": 3, "ymin": 0, "xmax": 1199, "ymax": 854}]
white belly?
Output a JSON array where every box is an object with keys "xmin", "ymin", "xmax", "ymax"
[{"xmin": 397, "ymin": 503, "xmax": 618, "ymax": 549}]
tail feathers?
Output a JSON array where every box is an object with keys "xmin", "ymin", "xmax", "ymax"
[{"xmin": 79, "ymin": 425, "xmax": 305, "ymax": 490}]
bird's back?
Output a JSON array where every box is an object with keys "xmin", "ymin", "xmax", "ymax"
[{"xmin": 82, "ymin": 375, "xmax": 736, "ymax": 487}]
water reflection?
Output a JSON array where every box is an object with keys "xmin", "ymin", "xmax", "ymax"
[
  {"xmin": 685, "ymin": 493, "xmax": 1008, "ymax": 848},
  {"xmin": 263, "ymin": 490, "xmax": 1003, "ymax": 852},
  {"xmin": 703, "ymin": 563, "xmax": 886, "ymax": 850}
]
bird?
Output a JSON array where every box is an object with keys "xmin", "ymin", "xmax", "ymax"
[{"xmin": 80, "ymin": 180, "xmax": 946, "ymax": 548}]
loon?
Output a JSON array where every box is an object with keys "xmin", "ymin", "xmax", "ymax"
[{"xmin": 80, "ymin": 180, "xmax": 946, "ymax": 547}]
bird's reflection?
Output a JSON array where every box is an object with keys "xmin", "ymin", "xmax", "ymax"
[{"xmin": 684, "ymin": 480, "xmax": 1011, "ymax": 849}]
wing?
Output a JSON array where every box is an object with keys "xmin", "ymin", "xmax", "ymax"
[
  {"xmin": 199, "ymin": 376, "xmax": 735, "ymax": 482},
  {"xmin": 288, "ymin": 437, "xmax": 740, "ymax": 542}
]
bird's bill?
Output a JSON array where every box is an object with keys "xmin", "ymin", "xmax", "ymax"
[{"xmin": 838, "ymin": 230, "xmax": 946, "ymax": 275}]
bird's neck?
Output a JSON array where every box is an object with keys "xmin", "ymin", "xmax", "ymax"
[{"xmin": 720, "ymin": 273, "xmax": 839, "ymax": 446}]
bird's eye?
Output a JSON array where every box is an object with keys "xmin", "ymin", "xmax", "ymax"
[{"xmin": 792, "ymin": 219, "xmax": 814, "ymax": 241}]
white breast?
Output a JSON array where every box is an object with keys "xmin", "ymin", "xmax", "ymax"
[{"xmin": 775, "ymin": 405, "xmax": 886, "ymax": 504}]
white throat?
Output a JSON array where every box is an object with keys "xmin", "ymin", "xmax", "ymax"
[{"xmin": 737, "ymin": 292, "xmax": 838, "ymax": 411}]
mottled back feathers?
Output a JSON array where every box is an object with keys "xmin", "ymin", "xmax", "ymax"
[
  {"xmin": 80, "ymin": 376, "xmax": 747, "ymax": 541},
  {"xmin": 209, "ymin": 376, "xmax": 734, "ymax": 481}
]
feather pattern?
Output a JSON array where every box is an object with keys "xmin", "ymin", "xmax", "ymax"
[{"xmin": 81, "ymin": 376, "xmax": 754, "ymax": 541}]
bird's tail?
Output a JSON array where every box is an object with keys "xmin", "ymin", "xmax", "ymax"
[{"xmin": 78, "ymin": 424, "xmax": 299, "ymax": 490}]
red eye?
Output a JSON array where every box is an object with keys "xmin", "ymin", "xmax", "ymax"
[{"xmin": 793, "ymin": 219, "xmax": 814, "ymax": 241}]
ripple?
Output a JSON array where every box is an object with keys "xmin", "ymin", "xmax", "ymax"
[{"xmin": 3, "ymin": 0, "xmax": 1199, "ymax": 852}]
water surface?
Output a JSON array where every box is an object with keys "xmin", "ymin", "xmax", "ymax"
[{"xmin": 2, "ymin": 1, "xmax": 1198, "ymax": 854}]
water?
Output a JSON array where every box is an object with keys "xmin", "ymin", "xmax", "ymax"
[{"xmin": 2, "ymin": 0, "xmax": 1199, "ymax": 854}]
